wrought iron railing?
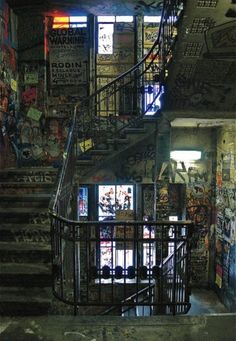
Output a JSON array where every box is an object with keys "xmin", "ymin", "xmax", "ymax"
[
  {"xmin": 49, "ymin": 0, "xmax": 184, "ymax": 216},
  {"xmin": 49, "ymin": 0, "xmax": 187, "ymax": 315},
  {"xmin": 51, "ymin": 219, "xmax": 193, "ymax": 315}
]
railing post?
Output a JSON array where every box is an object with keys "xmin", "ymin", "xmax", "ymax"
[{"xmin": 135, "ymin": 15, "xmax": 143, "ymax": 115}]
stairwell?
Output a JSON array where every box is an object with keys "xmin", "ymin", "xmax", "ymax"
[
  {"xmin": 77, "ymin": 117, "xmax": 157, "ymax": 179},
  {"xmin": 0, "ymin": 167, "xmax": 57, "ymax": 315}
]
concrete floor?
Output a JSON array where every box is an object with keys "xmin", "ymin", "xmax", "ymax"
[
  {"xmin": 188, "ymin": 288, "xmax": 228, "ymax": 315},
  {"xmin": 0, "ymin": 289, "xmax": 235, "ymax": 341}
]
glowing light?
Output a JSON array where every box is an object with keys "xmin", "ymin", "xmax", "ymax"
[
  {"xmin": 98, "ymin": 24, "xmax": 114, "ymax": 54},
  {"xmin": 52, "ymin": 16, "xmax": 87, "ymax": 29},
  {"xmin": 116, "ymin": 16, "xmax": 133, "ymax": 22},
  {"xmin": 53, "ymin": 17, "xmax": 69, "ymax": 28},
  {"xmin": 170, "ymin": 150, "xmax": 202, "ymax": 161},
  {"xmin": 98, "ymin": 16, "xmax": 115, "ymax": 22},
  {"xmin": 144, "ymin": 16, "xmax": 161, "ymax": 23}
]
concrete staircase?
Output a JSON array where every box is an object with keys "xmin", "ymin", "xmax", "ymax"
[{"xmin": 0, "ymin": 167, "xmax": 57, "ymax": 315}]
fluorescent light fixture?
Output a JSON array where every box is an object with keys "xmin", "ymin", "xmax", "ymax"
[
  {"xmin": 144, "ymin": 16, "xmax": 161, "ymax": 23},
  {"xmin": 170, "ymin": 150, "xmax": 202, "ymax": 161},
  {"xmin": 169, "ymin": 216, "xmax": 178, "ymax": 221}
]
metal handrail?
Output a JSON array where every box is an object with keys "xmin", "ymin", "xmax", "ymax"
[
  {"xmin": 49, "ymin": 0, "xmax": 184, "ymax": 218},
  {"xmin": 49, "ymin": 0, "xmax": 188, "ymax": 316},
  {"xmin": 50, "ymin": 219, "xmax": 193, "ymax": 315}
]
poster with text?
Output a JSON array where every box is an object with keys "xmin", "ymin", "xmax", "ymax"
[{"xmin": 48, "ymin": 27, "xmax": 88, "ymax": 86}]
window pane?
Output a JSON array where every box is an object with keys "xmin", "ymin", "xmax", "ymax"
[
  {"xmin": 98, "ymin": 16, "xmax": 115, "ymax": 22},
  {"xmin": 70, "ymin": 16, "xmax": 87, "ymax": 23},
  {"xmin": 144, "ymin": 16, "xmax": 161, "ymax": 23},
  {"xmin": 70, "ymin": 16, "xmax": 87, "ymax": 27},
  {"xmin": 116, "ymin": 16, "xmax": 133, "ymax": 22},
  {"xmin": 98, "ymin": 23, "xmax": 114, "ymax": 54},
  {"xmin": 77, "ymin": 187, "xmax": 88, "ymax": 217},
  {"xmin": 53, "ymin": 16, "xmax": 69, "ymax": 28}
]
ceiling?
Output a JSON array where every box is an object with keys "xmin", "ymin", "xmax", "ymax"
[
  {"xmin": 164, "ymin": 0, "xmax": 236, "ymax": 118},
  {"xmin": 6, "ymin": 0, "xmax": 163, "ymax": 16}
]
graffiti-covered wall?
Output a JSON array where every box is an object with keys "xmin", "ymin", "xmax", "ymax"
[
  {"xmin": 171, "ymin": 127, "xmax": 214, "ymax": 286},
  {"xmin": 214, "ymin": 125, "xmax": 236, "ymax": 311},
  {"xmin": 0, "ymin": 0, "xmax": 18, "ymax": 168}
]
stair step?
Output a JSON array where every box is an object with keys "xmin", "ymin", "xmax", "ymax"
[
  {"xmin": 0, "ymin": 167, "xmax": 57, "ymax": 182},
  {"xmin": 0, "ymin": 263, "xmax": 52, "ymax": 286},
  {"xmin": 0, "ymin": 242, "xmax": 51, "ymax": 263},
  {"xmin": 124, "ymin": 127, "xmax": 146, "ymax": 134},
  {"xmin": 0, "ymin": 207, "xmax": 48, "ymax": 214},
  {"xmin": 0, "ymin": 166, "xmax": 57, "ymax": 173},
  {"xmin": 0, "ymin": 193, "xmax": 51, "ymax": 208},
  {"xmin": 0, "ymin": 223, "xmax": 50, "ymax": 230},
  {"xmin": 107, "ymin": 138, "xmax": 129, "ymax": 144},
  {"xmin": 0, "ymin": 224, "xmax": 50, "ymax": 242},
  {"xmin": 0, "ymin": 208, "xmax": 49, "ymax": 223},
  {"xmin": 0, "ymin": 286, "xmax": 52, "ymax": 316},
  {"xmin": 0, "ymin": 182, "xmax": 54, "ymax": 187},
  {"xmin": 89, "ymin": 149, "xmax": 110, "ymax": 155},
  {"xmin": 0, "ymin": 193, "xmax": 51, "ymax": 201},
  {"xmin": 77, "ymin": 159, "xmax": 95, "ymax": 166},
  {"xmin": 0, "ymin": 182, "xmax": 54, "ymax": 196}
]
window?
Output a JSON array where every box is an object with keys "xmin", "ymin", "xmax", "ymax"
[
  {"xmin": 144, "ymin": 84, "xmax": 164, "ymax": 115},
  {"xmin": 144, "ymin": 16, "xmax": 161, "ymax": 23},
  {"xmin": 97, "ymin": 16, "xmax": 133, "ymax": 55},
  {"xmin": 98, "ymin": 185, "xmax": 134, "ymax": 269},
  {"xmin": 77, "ymin": 187, "xmax": 88, "ymax": 218},
  {"xmin": 52, "ymin": 16, "xmax": 87, "ymax": 29},
  {"xmin": 98, "ymin": 23, "xmax": 114, "ymax": 54}
]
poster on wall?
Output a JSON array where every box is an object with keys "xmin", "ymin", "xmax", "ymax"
[{"xmin": 48, "ymin": 27, "xmax": 88, "ymax": 86}]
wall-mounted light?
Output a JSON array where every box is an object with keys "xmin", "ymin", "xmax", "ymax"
[{"xmin": 170, "ymin": 150, "xmax": 202, "ymax": 161}]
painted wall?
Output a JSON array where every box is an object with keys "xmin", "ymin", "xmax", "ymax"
[
  {"xmin": 214, "ymin": 125, "xmax": 236, "ymax": 311},
  {"xmin": 170, "ymin": 127, "xmax": 214, "ymax": 287},
  {"xmin": 0, "ymin": 0, "xmax": 18, "ymax": 168},
  {"xmin": 1, "ymin": 14, "xmax": 160, "ymax": 168}
]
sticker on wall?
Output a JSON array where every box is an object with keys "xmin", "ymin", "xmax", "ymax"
[
  {"xmin": 79, "ymin": 138, "xmax": 93, "ymax": 152},
  {"xmin": 24, "ymin": 72, "xmax": 39, "ymax": 85},
  {"xmin": 27, "ymin": 107, "xmax": 42, "ymax": 121},
  {"xmin": 10, "ymin": 78, "xmax": 17, "ymax": 92}
]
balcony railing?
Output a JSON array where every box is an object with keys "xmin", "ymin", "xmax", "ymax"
[{"xmin": 51, "ymin": 219, "xmax": 193, "ymax": 315}]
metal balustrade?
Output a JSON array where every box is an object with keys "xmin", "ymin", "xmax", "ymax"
[
  {"xmin": 49, "ymin": 0, "xmax": 185, "ymax": 222},
  {"xmin": 49, "ymin": 0, "xmax": 189, "ymax": 315},
  {"xmin": 50, "ymin": 219, "xmax": 193, "ymax": 315}
]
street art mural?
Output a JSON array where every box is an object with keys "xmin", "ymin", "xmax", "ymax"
[
  {"xmin": 156, "ymin": 154, "xmax": 212, "ymax": 286},
  {"xmin": 0, "ymin": 1, "xmax": 17, "ymax": 168},
  {"xmin": 213, "ymin": 126, "xmax": 236, "ymax": 310}
]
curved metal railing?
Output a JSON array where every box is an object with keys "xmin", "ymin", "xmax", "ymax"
[
  {"xmin": 49, "ymin": 0, "xmax": 183, "ymax": 217},
  {"xmin": 49, "ymin": 0, "xmax": 186, "ymax": 315}
]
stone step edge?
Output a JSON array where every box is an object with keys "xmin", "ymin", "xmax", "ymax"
[
  {"xmin": 0, "ymin": 287, "xmax": 52, "ymax": 303},
  {"xmin": 0, "ymin": 182, "xmax": 55, "ymax": 187},
  {"xmin": 0, "ymin": 194, "xmax": 51, "ymax": 199},
  {"xmin": 0, "ymin": 223, "xmax": 50, "ymax": 230},
  {"xmin": 0, "ymin": 167, "xmax": 58, "ymax": 173},
  {"xmin": 0, "ymin": 241, "xmax": 51, "ymax": 250},
  {"xmin": 0, "ymin": 208, "xmax": 49, "ymax": 214},
  {"xmin": 0, "ymin": 262, "xmax": 51, "ymax": 274}
]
